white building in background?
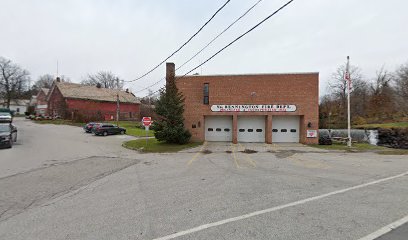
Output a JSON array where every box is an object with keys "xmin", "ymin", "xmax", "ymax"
[{"xmin": 0, "ymin": 99, "xmax": 30, "ymax": 115}]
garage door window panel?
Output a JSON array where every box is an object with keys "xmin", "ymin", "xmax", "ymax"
[
  {"xmin": 237, "ymin": 116, "xmax": 266, "ymax": 143},
  {"xmin": 205, "ymin": 116, "xmax": 233, "ymax": 142},
  {"xmin": 272, "ymin": 116, "xmax": 300, "ymax": 143}
]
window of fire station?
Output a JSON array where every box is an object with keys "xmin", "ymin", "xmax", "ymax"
[{"xmin": 203, "ymin": 83, "xmax": 209, "ymax": 105}]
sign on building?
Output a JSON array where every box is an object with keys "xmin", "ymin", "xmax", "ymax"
[{"xmin": 211, "ymin": 104, "xmax": 296, "ymax": 112}]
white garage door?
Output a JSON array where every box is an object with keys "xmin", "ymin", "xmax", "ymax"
[
  {"xmin": 272, "ymin": 116, "xmax": 300, "ymax": 142},
  {"xmin": 238, "ymin": 116, "xmax": 265, "ymax": 143},
  {"xmin": 205, "ymin": 116, "xmax": 233, "ymax": 141}
]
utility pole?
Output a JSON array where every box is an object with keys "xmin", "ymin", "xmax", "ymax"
[
  {"xmin": 116, "ymin": 77, "xmax": 120, "ymax": 127},
  {"xmin": 346, "ymin": 56, "xmax": 352, "ymax": 147}
]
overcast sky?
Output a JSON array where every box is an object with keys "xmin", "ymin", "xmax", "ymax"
[{"xmin": 1, "ymin": 0, "xmax": 407, "ymax": 98}]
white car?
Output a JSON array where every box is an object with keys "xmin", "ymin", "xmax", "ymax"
[{"xmin": 0, "ymin": 112, "xmax": 12, "ymax": 123}]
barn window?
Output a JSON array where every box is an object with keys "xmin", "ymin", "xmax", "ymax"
[
  {"xmin": 290, "ymin": 129, "xmax": 297, "ymax": 132},
  {"xmin": 224, "ymin": 128, "xmax": 230, "ymax": 132},
  {"xmin": 256, "ymin": 129, "xmax": 263, "ymax": 132},
  {"xmin": 248, "ymin": 129, "xmax": 254, "ymax": 132},
  {"xmin": 208, "ymin": 128, "xmax": 213, "ymax": 131},
  {"xmin": 216, "ymin": 128, "xmax": 222, "ymax": 132},
  {"xmin": 281, "ymin": 129, "xmax": 287, "ymax": 132},
  {"xmin": 239, "ymin": 129, "xmax": 245, "ymax": 132},
  {"xmin": 272, "ymin": 129, "xmax": 278, "ymax": 132}
]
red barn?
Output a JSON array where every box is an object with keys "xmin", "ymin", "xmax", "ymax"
[
  {"xmin": 35, "ymin": 88, "xmax": 49, "ymax": 115},
  {"xmin": 47, "ymin": 80, "xmax": 140, "ymax": 121}
]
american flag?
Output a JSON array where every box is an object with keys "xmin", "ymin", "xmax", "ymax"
[{"xmin": 345, "ymin": 71, "xmax": 352, "ymax": 91}]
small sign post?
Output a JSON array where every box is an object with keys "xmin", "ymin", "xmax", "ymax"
[{"xmin": 142, "ymin": 117, "xmax": 152, "ymax": 146}]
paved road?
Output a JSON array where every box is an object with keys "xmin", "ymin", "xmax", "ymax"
[
  {"xmin": 376, "ymin": 223, "xmax": 408, "ymax": 240},
  {"xmin": 0, "ymin": 119, "xmax": 407, "ymax": 240},
  {"xmin": 0, "ymin": 118, "xmax": 138, "ymax": 178}
]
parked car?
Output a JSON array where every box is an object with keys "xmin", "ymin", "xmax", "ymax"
[
  {"xmin": 83, "ymin": 122, "xmax": 99, "ymax": 133},
  {"xmin": 92, "ymin": 123, "xmax": 126, "ymax": 136},
  {"xmin": 0, "ymin": 123, "xmax": 17, "ymax": 148},
  {"xmin": 0, "ymin": 112, "xmax": 12, "ymax": 123}
]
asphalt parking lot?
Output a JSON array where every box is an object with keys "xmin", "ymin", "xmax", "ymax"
[{"xmin": 0, "ymin": 119, "xmax": 407, "ymax": 240}]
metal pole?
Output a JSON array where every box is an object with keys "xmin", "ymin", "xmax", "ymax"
[
  {"xmin": 116, "ymin": 77, "xmax": 120, "ymax": 127},
  {"xmin": 146, "ymin": 126, "xmax": 148, "ymax": 146},
  {"xmin": 346, "ymin": 56, "xmax": 352, "ymax": 147}
]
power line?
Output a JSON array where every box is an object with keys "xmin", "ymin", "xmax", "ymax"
[
  {"xmin": 181, "ymin": 0, "xmax": 295, "ymax": 77},
  {"xmin": 140, "ymin": 0, "xmax": 295, "ymax": 99},
  {"xmin": 126, "ymin": 0, "xmax": 231, "ymax": 83},
  {"xmin": 134, "ymin": 0, "xmax": 263, "ymax": 94},
  {"xmin": 176, "ymin": 0, "xmax": 263, "ymax": 72},
  {"xmin": 134, "ymin": 77, "xmax": 165, "ymax": 94}
]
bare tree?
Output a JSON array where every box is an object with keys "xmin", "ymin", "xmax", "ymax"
[
  {"xmin": 0, "ymin": 57, "xmax": 30, "ymax": 108},
  {"xmin": 394, "ymin": 63, "xmax": 408, "ymax": 113},
  {"xmin": 81, "ymin": 71, "xmax": 123, "ymax": 89},
  {"xmin": 33, "ymin": 74, "xmax": 54, "ymax": 89},
  {"xmin": 328, "ymin": 64, "xmax": 365, "ymax": 123},
  {"xmin": 367, "ymin": 67, "xmax": 396, "ymax": 119},
  {"xmin": 329, "ymin": 64, "xmax": 364, "ymax": 101}
]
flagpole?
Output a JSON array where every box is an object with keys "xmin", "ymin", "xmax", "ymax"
[{"xmin": 346, "ymin": 56, "xmax": 352, "ymax": 147}]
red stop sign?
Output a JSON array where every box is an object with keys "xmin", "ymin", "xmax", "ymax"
[{"xmin": 142, "ymin": 117, "xmax": 152, "ymax": 127}]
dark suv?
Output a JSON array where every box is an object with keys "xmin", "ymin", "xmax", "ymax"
[
  {"xmin": 0, "ymin": 123, "xmax": 17, "ymax": 148},
  {"xmin": 92, "ymin": 124, "xmax": 126, "ymax": 136}
]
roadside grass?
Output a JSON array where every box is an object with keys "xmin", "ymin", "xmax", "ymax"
[
  {"xmin": 123, "ymin": 138, "xmax": 202, "ymax": 153},
  {"xmin": 311, "ymin": 142, "xmax": 408, "ymax": 154},
  {"xmin": 108, "ymin": 121, "xmax": 154, "ymax": 137},
  {"xmin": 354, "ymin": 122, "xmax": 408, "ymax": 129},
  {"xmin": 376, "ymin": 149, "xmax": 408, "ymax": 155}
]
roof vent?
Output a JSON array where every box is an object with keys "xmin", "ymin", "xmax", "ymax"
[
  {"xmin": 125, "ymin": 88, "xmax": 129, "ymax": 93},
  {"xmin": 96, "ymin": 83, "xmax": 102, "ymax": 88},
  {"xmin": 56, "ymin": 77, "xmax": 61, "ymax": 82}
]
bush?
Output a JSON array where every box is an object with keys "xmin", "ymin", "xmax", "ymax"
[
  {"xmin": 153, "ymin": 121, "xmax": 191, "ymax": 144},
  {"xmin": 319, "ymin": 136, "xmax": 333, "ymax": 145},
  {"xmin": 378, "ymin": 128, "xmax": 408, "ymax": 149}
]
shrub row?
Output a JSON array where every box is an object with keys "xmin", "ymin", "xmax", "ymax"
[{"xmin": 377, "ymin": 128, "xmax": 408, "ymax": 149}]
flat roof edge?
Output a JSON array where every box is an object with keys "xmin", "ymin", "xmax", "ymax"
[{"xmin": 176, "ymin": 72, "xmax": 319, "ymax": 78}]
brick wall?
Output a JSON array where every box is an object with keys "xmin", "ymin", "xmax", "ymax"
[
  {"xmin": 36, "ymin": 91, "xmax": 48, "ymax": 105},
  {"xmin": 66, "ymin": 99, "xmax": 140, "ymax": 121},
  {"xmin": 48, "ymin": 87, "xmax": 140, "ymax": 121},
  {"xmin": 48, "ymin": 87, "xmax": 66, "ymax": 117},
  {"xmin": 35, "ymin": 90, "xmax": 49, "ymax": 115},
  {"xmin": 175, "ymin": 73, "xmax": 319, "ymax": 144}
]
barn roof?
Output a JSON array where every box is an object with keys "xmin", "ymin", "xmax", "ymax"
[{"xmin": 50, "ymin": 82, "xmax": 140, "ymax": 104}]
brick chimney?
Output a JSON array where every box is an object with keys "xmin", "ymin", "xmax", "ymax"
[{"xmin": 166, "ymin": 62, "xmax": 175, "ymax": 91}]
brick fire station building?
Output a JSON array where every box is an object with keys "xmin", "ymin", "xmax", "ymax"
[{"xmin": 167, "ymin": 63, "xmax": 319, "ymax": 144}]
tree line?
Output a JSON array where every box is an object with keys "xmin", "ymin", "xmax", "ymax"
[
  {"xmin": 320, "ymin": 62, "xmax": 408, "ymax": 128},
  {"xmin": 0, "ymin": 56, "xmax": 129, "ymax": 108}
]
